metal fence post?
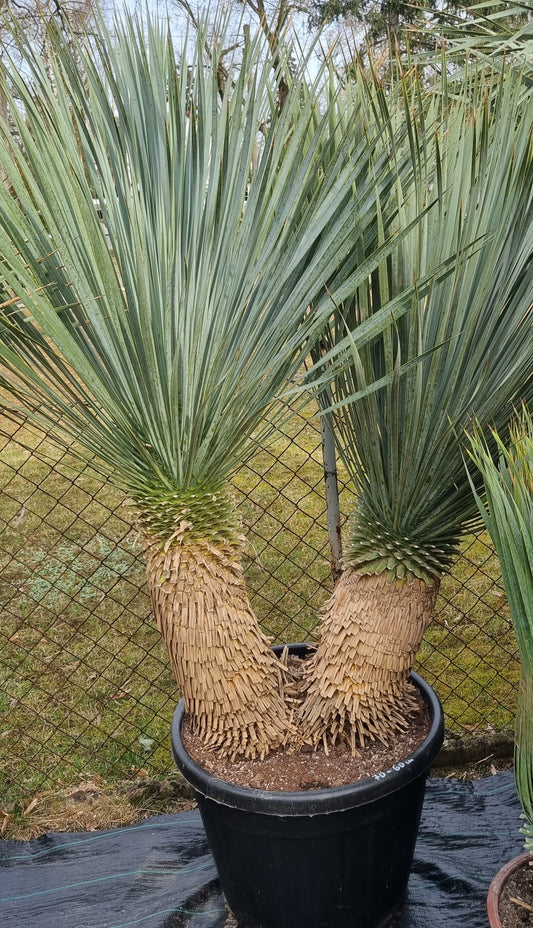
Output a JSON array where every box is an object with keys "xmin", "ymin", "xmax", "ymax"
[{"xmin": 319, "ymin": 398, "xmax": 343, "ymax": 584}]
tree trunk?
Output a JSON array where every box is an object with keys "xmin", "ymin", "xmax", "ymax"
[
  {"xmin": 144, "ymin": 534, "xmax": 297, "ymax": 760},
  {"xmin": 299, "ymin": 568, "xmax": 440, "ymax": 753}
]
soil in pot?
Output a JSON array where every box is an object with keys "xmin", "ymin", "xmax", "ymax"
[
  {"xmin": 497, "ymin": 857, "xmax": 533, "ymax": 928},
  {"xmin": 182, "ymin": 688, "xmax": 431, "ymax": 791},
  {"xmin": 182, "ymin": 647, "xmax": 431, "ymax": 791}
]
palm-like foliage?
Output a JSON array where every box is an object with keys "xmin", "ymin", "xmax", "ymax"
[
  {"xmin": 468, "ymin": 408, "xmax": 533, "ymax": 854},
  {"xmin": 300, "ymin": 60, "xmax": 533, "ymax": 750},
  {"xmin": 0, "ymin": 11, "xmax": 435, "ymax": 757}
]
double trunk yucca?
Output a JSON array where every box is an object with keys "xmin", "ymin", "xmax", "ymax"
[{"xmin": 1, "ymin": 10, "xmax": 531, "ymax": 764}]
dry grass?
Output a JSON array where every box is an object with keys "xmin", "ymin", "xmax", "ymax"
[{"xmin": 0, "ymin": 772, "xmax": 195, "ymax": 840}]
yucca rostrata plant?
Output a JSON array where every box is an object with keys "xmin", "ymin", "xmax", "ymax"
[
  {"xmin": 300, "ymin": 60, "xmax": 533, "ymax": 752},
  {"xmin": 468, "ymin": 407, "xmax": 533, "ymax": 854},
  {"xmin": 0, "ymin": 11, "xmax": 433, "ymax": 759}
]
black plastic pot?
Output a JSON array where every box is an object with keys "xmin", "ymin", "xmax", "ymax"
[{"xmin": 171, "ymin": 643, "xmax": 444, "ymax": 928}]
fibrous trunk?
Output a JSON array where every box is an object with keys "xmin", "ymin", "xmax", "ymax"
[
  {"xmin": 299, "ymin": 568, "xmax": 439, "ymax": 753},
  {"xmin": 144, "ymin": 534, "xmax": 296, "ymax": 760}
]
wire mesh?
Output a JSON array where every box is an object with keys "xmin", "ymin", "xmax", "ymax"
[{"xmin": 0, "ymin": 408, "xmax": 518, "ymax": 803}]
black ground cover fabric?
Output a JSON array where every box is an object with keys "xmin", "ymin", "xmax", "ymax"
[{"xmin": 0, "ymin": 769, "xmax": 525, "ymax": 927}]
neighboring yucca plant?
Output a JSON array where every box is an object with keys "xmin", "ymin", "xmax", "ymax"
[
  {"xmin": 300, "ymin": 60, "xmax": 533, "ymax": 751},
  {"xmin": 0, "ymin": 12, "xmax": 432, "ymax": 758},
  {"xmin": 468, "ymin": 408, "xmax": 533, "ymax": 854}
]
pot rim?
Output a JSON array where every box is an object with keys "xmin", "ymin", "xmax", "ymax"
[
  {"xmin": 487, "ymin": 852, "xmax": 533, "ymax": 928},
  {"xmin": 171, "ymin": 648, "xmax": 445, "ymax": 815}
]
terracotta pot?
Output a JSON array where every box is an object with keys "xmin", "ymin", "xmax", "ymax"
[{"xmin": 487, "ymin": 852, "xmax": 533, "ymax": 927}]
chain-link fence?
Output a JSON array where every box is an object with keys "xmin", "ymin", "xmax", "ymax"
[{"xmin": 0, "ymin": 407, "xmax": 519, "ymax": 803}]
